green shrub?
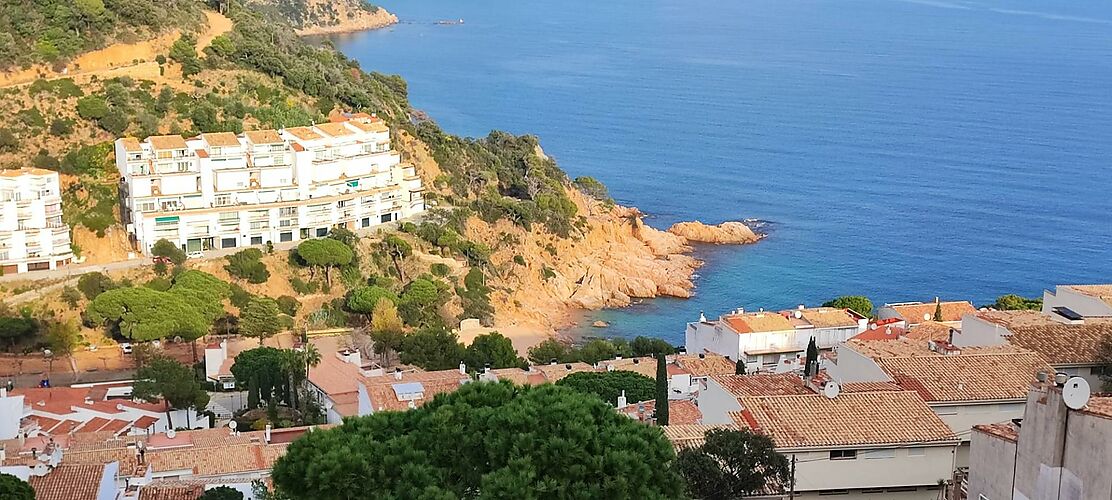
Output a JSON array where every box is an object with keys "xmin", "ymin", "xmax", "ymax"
[
  {"xmin": 513, "ymin": 255, "xmax": 526, "ymax": 266},
  {"xmin": 0, "ymin": 129, "xmax": 16, "ymax": 152},
  {"xmin": 77, "ymin": 272, "xmax": 115, "ymax": 300},
  {"xmin": 276, "ymin": 295, "xmax": 300, "ymax": 316},
  {"xmin": 98, "ymin": 109, "xmax": 130, "ymax": 135},
  {"xmin": 224, "ymin": 248, "xmax": 270, "ymax": 284},
  {"xmin": 430, "ymin": 263, "xmax": 450, "ymax": 277},
  {"xmin": 145, "ymin": 277, "xmax": 172, "ymax": 291},
  {"xmin": 229, "ymin": 283, "xmax": 253, "ymax": 309},
  {"xmin": 49, "ymin": 119, "xmax": 74, "ymax": 137},
  {"xmin": 76, "ymin": 96, "xmax": 109, "ymax": 120},
  {"xmin": 17, "ymin": 108, "xmax": 46, "ymax": 128},
  {"xmin": 289, "ymin": 277, "xmax": 318, "ymax": 295}
]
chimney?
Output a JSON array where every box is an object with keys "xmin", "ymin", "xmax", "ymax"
[
  {"xmin": 1054, "ymin": 372, "xmax": 1069, "ymax": 386},
  {"xmin": 459, "ymin": 361, "xmax": 467, "ymax": 375},
  {"xmin": 393, "ymin": 368, "xmax": 402, "ymax": 381},
  {"xmin": 264, "ymin": 424, "xmax": 272, "ymax": 443},
  {"xmin": 617, "ymin": 390, "xmax": 627, "ymax": 409},
  {"xmin": 698, "ymin": 353, "xmax": 705, "ymax": 359},
  {"xmin": 0, "ymin": 387, "xmax": 6, "ymax": 398},
  {"xmin": 699, "ymin": 311, "xmax": 707, "ymax": 323}
]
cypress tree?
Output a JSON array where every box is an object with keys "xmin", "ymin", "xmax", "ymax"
[
  {"xmin": 735, "ymin": 358, "xmax": 746, "ymax": 375},
  {"xmin": 247, "ymin": 375, "xmax": 260, "ymax": 409},
  {"xmin": 804, "ymin": 337, "xmax": 819, "ymax": 377},
  {"xmin": 655, "ymin": 353, "xmax": 669, "ymax": 425},
  {"xmin": 933, "ymin": 300, "xmax": 944, "ymax": 322}
]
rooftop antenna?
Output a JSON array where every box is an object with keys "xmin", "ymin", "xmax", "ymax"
[
  {"xmin": 822, "ymin": 381, "xmax": 841, "ymax": 399},
  {"xmin": 1062, "ymin": 377, "xmax": 1091, "ymax": 410}
]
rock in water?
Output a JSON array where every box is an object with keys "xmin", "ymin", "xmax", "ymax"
[
  {"xmin": 592, "ymin": 320, "xmax": 610, "ymax": 328},
  {"xmin": 668, "ymin": 221, "xmax": 761, "ymax": 244}
]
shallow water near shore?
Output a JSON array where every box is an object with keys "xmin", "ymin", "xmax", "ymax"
[{"xmin": 330, "ymin": 0, "xmax": 1112, "ymax": 344}]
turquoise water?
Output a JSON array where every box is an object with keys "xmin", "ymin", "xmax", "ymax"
[{"xmin": 330, "ymin": 0, "xmax": 1112, "ymax": 344}]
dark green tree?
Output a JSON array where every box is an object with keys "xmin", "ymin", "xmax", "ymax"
[
  {"xmin": 296, "ymin": 238, "xmax": 354, "ymax": 285},
  {"xmin": 655, "ymin": 353, "xmax": 669, "ymax": 425},
  {"xmin": 240, "ymin": 297, "xmax": 283, "ymax": 345},
  {"xmin": 169, "ymin": 34, "xmax": 202, "ymax": 76},
  {"xmin": 199, "ymin": 485, "xmax": 244, "ymax": 500},
  {"xmin": 398, "ymin": 326, "xmax": 465, "ymax": 371},
  {"xmin": 398, "ymin": 278, "xmax": 444, "ymax": 327},
  {"xmin": 555, "ymin": 370, "xmax": 655, "ymax": 406},
  {"xmin": 231, "ymin": 347, "xmax": 290, "ymax": 404},
  {"xmin": 271, "ymin": 382, "xmax": 683, "ymax": 499},
  {"xmin": 151, "ymin": 238, "xmax": 186, "ymax": 265},
  {"xmin": 527, "ymin": 338, "xmax": 569, "ymax": 364},
  {"xmin": 346, "ymin": 286, "xmax": 398, "ymax": 317},
  {"xmin": 676, "ymin": 428, "xmax": 791, "ymax": 500},
  {"xmin": 224, "ymin": 248, "xmax": 270, "ymax": 284},
  {"xmin": 465, "ymin": 332, "xmax": 524, "ymax": 370},
  {"xmin": 0, "ymin": 473, "xmax": 33, "ymax": 500},
  {"xmin": 822, "ymin": 295, "xmax": 874, "ymax": 318},
  {"xmin": 0, "ymin": 317, "xmax": 37, "ymax": 351},
  {"xmin": 458, "ymin": 267, "xmax": 493, "ymax": 323},
  {"xmin": 132, "ymin": 355, "xmax": 209, "ymax": 428},
  {"xmin": 77, "ymin": 271, "xmax": 115, "ymax": 300},
  {"xmin": 804, "ymin": 337, "xmax": 819, "ymax": 377},
  {"xmin": 933, "ymin": 300, "xmax": 944, "ymax": 322},
  {"xmin": 630, "ymin": 336, "xmax": 675, "ymax": 357},
  {"xmin": 380, "ymin": 234, "xmax": 412, "ymax": 282},
  {"xmin": 991, "ymin": 294, "xmax": 1042, "ymax": 311},
  {"xmin": 87, "ymin": 287, "xmax": 207, "ymax": 343},
  {"xmin": 735, "ymin": 358, "xmax": 746, "ymax": 375}
]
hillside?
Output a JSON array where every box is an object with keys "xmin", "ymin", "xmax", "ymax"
[
  {"xmin": 0, "ymin": 0, "xmax": 759, "ymax": 344},
  {"xmin": 247, "ymin": 0, "xmax": 397, "ymax": 35}
]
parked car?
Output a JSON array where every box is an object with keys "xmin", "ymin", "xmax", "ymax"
[
  {"xmin": 152, "ymin": 256, "xmax": 173, "ymax": 265},
  {"xmin": 186, "ymin": 250, "xmax": 204, "ymax": 259},
  {"xmin": 120, "ymin": 343, "xmax": 133, "ymax": 354}
]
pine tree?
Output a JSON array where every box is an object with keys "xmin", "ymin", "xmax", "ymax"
[
  {"xmin": 655, "ymin": 353, "xmax": 669, "ymax": 425},
  {"xmin": 247, "ymin": 375, "xmax": 260, "ymax": 409},
  {"xmin": 804, "ymin": 337, "xmax": 819, "ymax": 377}
]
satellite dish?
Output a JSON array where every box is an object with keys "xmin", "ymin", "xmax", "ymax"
[
  {"xmin": 165, "ymin": 429, "xmax": 177, "ymax": 439},
  {"xmin": 1062, "ymin": 376, "xmax": 1091, "ymax": 410},
  {"xmin": 823, "ymin": 382, "xmax": 841, "ymax": 399},
  {"xmin": 923, "ymin": 313, "xmax": 931, "ymax": 321},
  {"xmin": 229, "ymin": 420, "xmax": 238, "ymax": 430}
]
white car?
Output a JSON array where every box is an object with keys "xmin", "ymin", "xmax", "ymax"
[
  {"xmin": 120, "ymin": 343, "xmax": 133, "ymax": 354},
  {"xmin": 187, "ymin": 250, "xmax": 205, "ymax": 259}
]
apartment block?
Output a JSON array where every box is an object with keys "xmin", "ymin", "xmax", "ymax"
[
  {"xmin": 113, "ymin": 113, "xmax": 424, "ymax": 254},
  {"xmin": 0, "ymin": 168, "xmax": 73, "ymax": 274}
]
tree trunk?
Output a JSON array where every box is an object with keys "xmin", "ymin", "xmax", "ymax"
[
  {"xmin": 69, "ymin": 356, "xmax": 79, "ymax": 382},
  {"xmin": 190, "ymin": 339, "xmax": 198, "ymax": 363},
  {"xmin": 165, "ymin": 408, "xmax": 174, "ymax": 430},
  {"xmin": 392, "ymin": 256, "xmax": 404, "ymax": 283}
]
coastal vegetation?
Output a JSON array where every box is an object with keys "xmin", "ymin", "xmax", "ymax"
[
  {"xmin": 271, "ymin": 382, "xmax": 686, "ymax": 498},
  {"xmin": 990, "ymin": 294, "xmax": 1042, "ymax": 311},
  {"xmin": 822, "ymin": 295, "xmax": 874, "ymax": 317},
  {"xmin": 527, "ymin": 336, "xmax": 676, "ymax": 365},
  {"xmin": 555, "ymin": 370, "xmax": 656, "ymax": 406}
]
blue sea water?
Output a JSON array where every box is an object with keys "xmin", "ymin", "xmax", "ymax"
[{"xmin": 328, "ymin": 0, "xmax": 1112, "ymax": 344}]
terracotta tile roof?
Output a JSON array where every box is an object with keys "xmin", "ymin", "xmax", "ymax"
[
  {"xmin": 132, "ymin": 416, "xmax": 159, "ymax": 430},
  {"xmin": 852, "ymin": 325, "xmax": 905, "ymax": 341},
  {"xmin": 672, "ymin": 354, "xmax": 737, "ymax": 377},
  {"xmin": 733, "ymin": 391, "xmax": 959, "ymax": 449},
  {"xmin": 363, "ymin": 377, "xmax": 463, "ymax": 412},
  {"xmin": 974, "ymin": 310, "xmax": 1112, "ymax": 365},
  {"xmin": 148, "ymin": 135, "xmax": 189, "ymax": 150},
  {"xmin": 840, "ymin": 381, "xmax": 904, "ymax": 393},
  {"xmin": 876, "ymin": 351, "xmax": 1052, "ymax": 402},
  {"xmin": 139, "ymin": 483, "xmax": 204, "ymax": 500},
  {"xmin": 711, "ymin": 374, "xmax": 813, "ymax": 398},
  {"xmin": 1061, "ymin": 285, "xmax": 1112, "ymax": 307},
  {"xmin": 200, "ymin": 132, "xmax": 240, "ymax": 147},
  {"xmin": 486, "ymin": 368, "xmax": 546, "ymax": 385},
  {"xmin": 148, "ymin": 443, "xmax": 270, "ymax": 476},
  {"xmin": 283, "ymin": 126, "xmax": 322, "ymax": 141},
  {"xmin": 120, "ymin": 137, "xmax": 143, "ymax": 152},
  {"xmin": 29, "ymin": 464, "xmax": 105, "ymax": 500},
  {"xmin": 890, "ymin": 301, "xmax": 975, "ymax": 324},
  {"xmin": 661, "ymin": 424, "xmax": 737, "ymax": 449},
  {"xmin": 599, "ymin": 357, "xmax": 657, "ymax": 378},
  {"xmin": 532, "ymin": 362, "xmax": 595, "ymax": 382},
  {"xmin": 1081, "ymin": 396, "xmax": 1112, "ymax": 419},
  {"xmin": 243, "ymin": 130, "xmax": 284, "ymax": 145},
  {"xmin": 973, "ymin": 422, "xmax": 1020, "ymax": 443},
  {"xmin": 845, "ymin": 337, "xmax": 1022, "ymax": 359},
  {"xmin": 906, "ymin": 321, "xmax": 955, "ymax": 342},
  {"xmin": 723, "ymin": 312, "xmax": 794, "ymax": 333},
  {"xmin": 313, "ymin": 122, "xmax": 354, "ymax": 137},
  {"xmin": 307, "ymin": 354, "xmax": 367, "ymax": 414},
  {"xmin": 799, "ymin": 307, "xmax": 860, "ymax": 328},
  {"xmin": 0, "ymin": 167, "xmax": 58, "ymax": 178},
  {"xmin": 619, "ymin": 399, "xmax": 702, "ymax": 424}
]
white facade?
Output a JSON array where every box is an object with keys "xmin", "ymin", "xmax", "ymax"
[
  {"xmin": 114, "ymin": 115, "xmax": 424, "ymax": 254},
  {"xmin": 789, "ymin": 445, "xmax": 954, "ymax": 499},
  {"xmin": 0, "ymin": 168, "xmax": 73, "ymax": 273}
]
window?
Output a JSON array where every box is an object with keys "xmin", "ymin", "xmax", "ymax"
[
  {"xmin": 279, "ymin": 207, "xmax": 297, "ymax": 217},
  {"xmin": 136, "ymin": 201, "xmax": 157, "ymax": 212},
  {"xmin": 865, "ymin": 449, "xmax": 894, "ymax": 459},
  {"xmin": 907, "ymin": 447, "xmax": 925, "ymax": 457},
  {"xmin": 221, "ymin": 238, "xmax": 237, "ymax": 249},
  {"xmin": 300, "ymin": 228, "xmax": 310, "ymax": 239},
  {"xmin": 315, "ymin": 227, "xmax": 328, "ymax": 237},
  {"xmin": 380, "ymin": 213, "xmax": 392, "ymax": 224},
  {"xmin": 279, "ymin": 232, "xmax": 293, "ymax": 242},
  {"xmin": 250, "ymin": 236, "xmax": 263, "ymax": 245},
  {"xmin": 362, "ymin": 217, "xmax": 371, "ymax": 228},
  {"xmin": 818, "ymin": 491, "xmax": 849, "ymax": 496},
  {"xmin": 829, "ymin": 450, "xmax": 857, "ymax": 460}
]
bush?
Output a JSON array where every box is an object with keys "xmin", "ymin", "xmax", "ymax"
[
  {"xmin": 224, "ymin": 248, "xmax": 270, "ymax": 284},
  {"xmin": 229, "ymin": 283, "xmax": 253, "ymax": 309},
  {"xmin": 513, "ymin": 255, "xmax": 526, "ymax": 266},
  {"xmin": 32, "ymin": 151, "xmax": 59, "ymax": 170},
  {"xmin": 77, "ymin": 272, "xmax": 115, "ymax": 300},
  {"xmin": 151, "ymin": 239, "xmax": 186, "ymax": 265},
  {"xmin": 17, "ymin": 108, "xmax": 46, "ymax": 128},
  {"xmin": 98, "ymin": 109, "xmax": 130, "ymax": 135},
  {"xmin": 49, "ymin": 119, "xmax": 74, "ymax": 137},
  {"xmin": 276, "ymin": 295, "xmax": 300, "ymax": 316},
  {"xmin": 289, "ymin": 277, "xmax": 318, "ymax": 295},
  {"xmin": 0, "ymin": 129, "xmax": 17, "ymax": 152},
  {"xmin": 145, "ymin": 277, "xmax": 172, "ymax": 292},
  {"xmin": 430, "ymin": 263, "xmax": 450, "ymax": 277},
  {"xmin": 821, "ymin": 296, "xmax": 874, "ymax": 317},
  {"xmin": 76, "ymin": 96, "xmax": 109, "ymax": 120},
  {"xmin": 556, "ymin": 371, "xmax": 656, "ymax": 406},
  {"xmin": 61, "ymin": 286, "xmax": 82, "ymax": 308}
]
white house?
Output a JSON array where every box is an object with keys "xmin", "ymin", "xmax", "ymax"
[
  {"xmin": 1042, "ymin": 284, "xmax": 1112, "ymax": 317},
  {"xmin": 685, "ymin": 306, "xmax": 866, "ymax": 372},
  {"xmin": 114, "ymin": 113, "xmax": 424, "ymax": 254},
  {"xmin": 0, "ymin": 168, "xmax": 73, "ymax": 274}
]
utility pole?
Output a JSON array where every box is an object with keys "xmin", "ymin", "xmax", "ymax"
[{"xmin": 789, "ymin": 454, "xmax": 796, "ymax": 499}]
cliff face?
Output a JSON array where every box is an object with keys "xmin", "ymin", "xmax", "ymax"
[
  {"xmin": 463, "ymin": 189, "xmax": 706, "ymax": 333},
  {"xmin": 668, "ymin": 220, "xmax": 761, "ymax": 244}
]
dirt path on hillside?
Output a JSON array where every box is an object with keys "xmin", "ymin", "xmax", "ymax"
[{"xmin": 0, "ymin": 10, "xmax": 233, "ymax": 89}]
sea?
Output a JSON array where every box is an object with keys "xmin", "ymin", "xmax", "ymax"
[{"xmin": 325, "ymin": 0, "xmax": 1112, "ymax": 345}]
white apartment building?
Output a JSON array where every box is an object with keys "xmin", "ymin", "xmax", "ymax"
[
  {"xmin": 685, "ymin": 306, "xmax": 866, "ymax": 372},
  {"xmin": 0, "ymin": 168, "xmax": 73, "ymax": 274},
  {"xmin": 114, "ymin": 113, "xmax": 424, "ymax": 254}
]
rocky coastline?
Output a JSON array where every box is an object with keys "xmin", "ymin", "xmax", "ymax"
[{"xmin": 295, "ymin": 5, "xmax": 398, "ymax": 36}]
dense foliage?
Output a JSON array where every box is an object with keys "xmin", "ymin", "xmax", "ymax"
[
  {"xmin": 822, "ymin": 295, "xmax": 874, "ymax": 317},
  {"xmin": 0, "ymin": 472, "xmax": 34, "ymax": 500},
  {"xmin": 225, "ymin": 248, "xmax": 270, "ymax": 284},
  {"xmin": 675, "ymin": 428, "xmax": 790, "ymax": 500},
  {"xmin": 527, "ymin": 336, "xmax": 671, "ymax": 365},
  {"xmin": 991, "ymin": 294, "xmax": 1043, "ymax": 311},
  {"xmin": 271, "ymin": 382, "xmax": 683, "ymax": 499},
  {"xmin": 132, "ymin": 355, "xmax": 210, "ymax": 427},
  {"xmin": 555, "ymin": 370, "xmax": 656, "ymax": 406},
  {"xmin": 0, "ymin": 0, "xmax": 205, "ymax": 68}
]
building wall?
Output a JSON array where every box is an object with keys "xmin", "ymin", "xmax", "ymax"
[
  {"xmin": 0, "ymin": 171, "xmax": 73, "ymax": 273},
  {"xmin": 97, "ymin": 461, "xmax": 120, "ymax": 500},
  {"xmin": 790, "ymin": 445, "xmax": 955, "ymax": 492},
  {"xmin": 1012, "ymin": 388, "xmax": 1112, "ymax": 500},
  {"xmin": 826, "ymin": 346, "xmax": 892, "ymax": 383},
  {"xmin": 685, "ymin": 322, "xmax": 741, "ymax": 361},
  {"xmin": 952, "ymin": 315, "xmax": 1010, "ymax": 347},
  {"xmin": 966, "ymin": 430, "xmax": 1017, "ymax": 500},
  {"xmin": 695, "ymin": 378, "xmax": 743, "ymax": 425},
  {"xmin": 1054, "ymin": 365, "xmax": 1102, "ymax": 391},
  {"xmin": 1043, "ymin": 288, "xmax": 1112, "ymax": 318}
]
